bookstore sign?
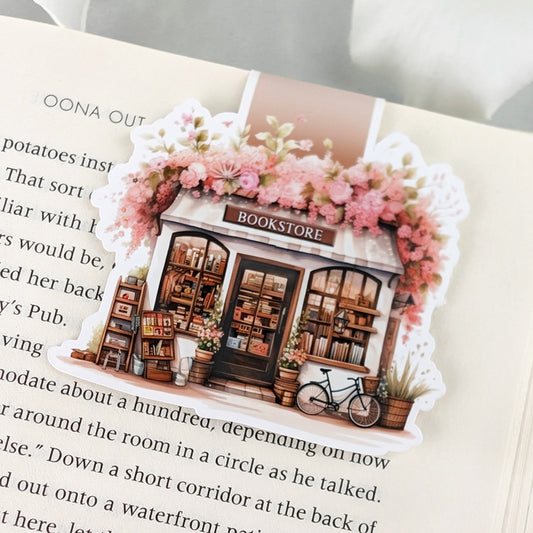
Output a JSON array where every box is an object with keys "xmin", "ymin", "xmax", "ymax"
[{"xmin": 223, "ymin": 205, "xmax": 336, "ymax": 245}]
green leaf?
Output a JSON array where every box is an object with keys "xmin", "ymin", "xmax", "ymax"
[
  {"xmin": 402, "ymin": 152, "xmax": 413, "ymax": 166},
  {"xmin": 277, "ymin": 122, "xmax": 294, "ymax": 138},
  {"xmin": 260, "ymin": 173, "xmax": 278, "ymax": 187},
  {"xmin": 416, "ymin": 177, "xmax": 426, "ymax": 188},
  {"xmin": 158, "ymin": 129, "xmax": 165, "ymax": 137},
  {"xmin": 197, "ymin": 130, "xmax": 209, "ymax": 143},
  {"xmin": 283, "ymin": 139, "xmax": 299, "ymax": 152},
  {"xmin": 224, "ymin": 179, "xmax": 241, "ymax": 195},
  {"xmin": 266, "ymin": 115, "xmax": 279, "ymax": 129},
  {"xmin": 405, "ymin": 186, "xmax": 418, "ymax": 200},
  {"xmin": 312, "ymin": 193, "xmax": 331, "ymax": 206},
  {"xmin": 301, "ymin": 182, "xmax": 315, "ymax": 199},
  {"xmin": 405, "ymin": 204, "xmax": 417, "ymax": 220},
  {"xmin": 194, "ymin": 116, "xmax": 204, "ymax": 128},
  {"xmin": 147, "ymin": 171, "xmax": 162, "ymax": 191},
  {"xmin": 265, "ymin": 135, "xmax": 277, "ymax": 152}
]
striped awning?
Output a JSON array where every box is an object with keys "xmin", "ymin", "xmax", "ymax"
[{"xmin": 162, "ymin": 191, "xmax": 404, "ymax": 275}]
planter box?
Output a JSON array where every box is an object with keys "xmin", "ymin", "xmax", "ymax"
[
  {"xmin": 70, "ymin": 349, "xmax": 96, "ymax": 362},
  {"xmin": 379, "ymin": 396, "xmax": 414, "ymax": 430},
  {"xmin": 146, "ymin": 367, "xmax": 173, "ymax": 382}
]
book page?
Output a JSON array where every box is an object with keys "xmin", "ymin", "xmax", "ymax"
[{"xmin": 0, "ymin": 16, "xmax": 532, "ymax": 533}]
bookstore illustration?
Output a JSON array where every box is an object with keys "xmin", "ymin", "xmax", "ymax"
[{"xmin": 50, "ymin": 98, "xmax": 468, "ymax": 450}]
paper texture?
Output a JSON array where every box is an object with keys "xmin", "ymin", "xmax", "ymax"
[{"xmin": 0, "ymin": 16, "xmax": 532, "ymax": 533}]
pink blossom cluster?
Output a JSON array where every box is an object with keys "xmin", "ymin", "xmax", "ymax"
[
  {"xmin": 197, "ymin": 321, "xmax": 223, "ymax": 352},
  {"xmin": 111, "ymin": 115, "xmax": 446, "ymax": 328},
  {"xmin": 279, "ymin": 348, "xmax": 308, "ymax": 370}
]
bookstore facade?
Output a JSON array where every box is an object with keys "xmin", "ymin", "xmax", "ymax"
[{"xmin": 145, "ymin": 190, "xmax": 405, "ymax": 389}]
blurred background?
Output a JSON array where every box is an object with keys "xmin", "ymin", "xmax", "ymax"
[{"xmin": 1, "ymin": 0, "xmax": 532, "ymax": 132}]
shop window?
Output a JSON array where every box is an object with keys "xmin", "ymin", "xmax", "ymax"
[
  {"xmin": 300, "ymin": 267, "xmax": 381, "ymax": 370},
  {"xmin": 155, "ymin": 232, "xmax": 228, "ymax": 334}
]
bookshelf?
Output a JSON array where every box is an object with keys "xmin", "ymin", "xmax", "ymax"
[
  {"xmin": 96, "ymin": 277, "xmax": 146, "ymax": 371},
  {"xmin": 300, "ymin": 268, "xmax": 381, "ymax": 370},
  {"xmin": 141, "ymin": 311, "xmax": 175, "ymax": 382},
  {"xmin": 156, "ymin": 232, "xmax": 228, "ymax": 334},
  {"xmin": 227, "ymin": 270, "xmax": 286, "ymax": 358}
]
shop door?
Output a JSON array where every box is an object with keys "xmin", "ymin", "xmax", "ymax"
[{"xmin": 213, "ymin": 255, "xmax": 302, "ymax": 386}]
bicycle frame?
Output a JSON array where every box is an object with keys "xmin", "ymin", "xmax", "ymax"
[{"xmin": 313, "ymin": 372, "xmax": 362, "ymax": 411}]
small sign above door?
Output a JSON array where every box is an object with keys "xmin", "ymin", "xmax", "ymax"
[{"xmin": 223, "ymin": 205, "xmax": 336, "ymax": 246}]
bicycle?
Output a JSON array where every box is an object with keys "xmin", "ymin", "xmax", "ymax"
[{"xmin": 295, "ymin": 368, "xmax": 381, "ymax": 428}]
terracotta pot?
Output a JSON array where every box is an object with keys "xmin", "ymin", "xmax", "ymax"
[
  {"xmin": 378, "ymin": 396, "xmax": 414, "ymax": 430},
  {"xmin": 195, "ymin": 348, "xmax": 215, "ymax": 361},
  {"xmin": 278, "ymin": 367, "xmax": 299, "ymax": 381}
]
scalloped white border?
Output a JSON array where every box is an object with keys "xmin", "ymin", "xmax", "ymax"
[{"xmin": 48, "ymin": 100, "xmax": 469, "ymax": 454}]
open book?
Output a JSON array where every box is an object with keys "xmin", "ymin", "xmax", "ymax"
[{"xmin": 0, "ymin": 15, "xmax": 531, "ymax": 533}]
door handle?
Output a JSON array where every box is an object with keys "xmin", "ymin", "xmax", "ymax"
[{"xmin": 277, "ymin": 307, "xmax": 287, "ymax": 333}]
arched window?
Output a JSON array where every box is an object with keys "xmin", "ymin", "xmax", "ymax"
[
  {"xmin": 300, "ymin": 267, "xmax": 381, "ymax": 369},
  {"xmin": 155, "ymin": 231, "xmax": 229, "ymax": 334}
]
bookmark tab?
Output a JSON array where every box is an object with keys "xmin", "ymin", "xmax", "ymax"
[{"xmin": 240, "ymin": 71, "xmax": 383, "ymax": 165}]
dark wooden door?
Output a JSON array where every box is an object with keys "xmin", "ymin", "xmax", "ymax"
[{"xmin": 213, "ymin": 255, "xmax": 302, "ymax": 386}]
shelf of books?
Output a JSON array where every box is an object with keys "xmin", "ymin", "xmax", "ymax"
[
  {"xmin": 141, "ymin": 311, "xmax": 175, "ymax": 382},
  {"xmin": 226, "ymin": 270, "xmax": 286, "ymax": 358},
  {"xmin": 300, "ymin": 268, "xmax": 380, "ymax": 370},
  {"xmin": 156, "ymin": 233, "xmax": 228, "ymax": 335},
  {"xmin": 96, "ymin": 277, "xmax": 146, "ymax": 371}
]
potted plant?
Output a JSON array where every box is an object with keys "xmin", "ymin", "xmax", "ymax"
[
  {"xmin": 278, "ymin": 311, "xmax": 309, "ymax": 380},
  {"xmin": 195, "ymin": 289, "xmax": 223, "ymax": 361},
  {"xmin": 127, "ymin": 264, "xmax": 149, "ymax": 286},
  {"xmin": 378, "ymin": 354, "xmax": 434, "ymax": 430}
]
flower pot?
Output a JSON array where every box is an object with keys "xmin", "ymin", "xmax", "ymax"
[
  {"xmin": 188, "ymin": 359, "xmax": 214, "ymax": 385},
  {"xmin": 362, "ymin": 376, "xmax": 380, "ymax": 395},
  {"xmin": 379, "ymin": 396, "xmax": 414, "ymax": 430},
  {"xmin": 195, "ymin": 348, "xmax": 215, "ymax": 361},
  {"xmin": 273, "ymin": 377, "xmax": 300, "ymax": 406},
  {"xmin": 278, "ymin": 367, "xmax": 299, "ymax": 381}
]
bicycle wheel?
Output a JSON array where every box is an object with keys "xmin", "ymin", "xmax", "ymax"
[
  {"xmin": 296, "ymin": 383, "xmax": 329, "ymax": 415},
  {"xmin": 348, "ymin": 394, "xmax": 381, "ymax": 428}
]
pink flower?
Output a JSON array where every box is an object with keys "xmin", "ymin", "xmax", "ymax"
[
  {"xmin": 327, "ymin": 179, "xmax": 352, "ymax": 204},
  {"xmin": 318, "ymin": 203, "xmax": 343, "ymax": 224},
  {"xmin": 239, "ymin": 168, "xmax": 260, "ymax": 191},
  {"xmin": 181, "ymin": 113, "xmax": 193, "ymax": 125},
  {"xmin": 299, "ymin": 139, "xmax": 313, "ymax": 152},
  {"xmin": 397, "ymin": 224, "xmax": 412, "ymax": 239},
  {"xmin": 180, "ymin": 162, "xmax": 206, "ymax": 189},
  {"xmin": 278, "ymin": 180, "xmax": 306, "ymax": 209}
]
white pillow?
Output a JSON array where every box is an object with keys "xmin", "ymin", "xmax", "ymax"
[
  {"xmin": 32, "ymin": 0, "xmax": 90, "ymax": 31},
  {"xmin": 350, "ymin": 0, "xmax": 533, "ymax": 119}
]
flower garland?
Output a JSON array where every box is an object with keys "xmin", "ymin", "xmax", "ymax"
[{"xmin": 109, "ymin": 108, "xmax": 449, "ymax": 329}]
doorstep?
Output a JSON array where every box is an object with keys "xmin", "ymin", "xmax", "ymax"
[{"xmin": 208, "ymin": 377, "xmax": 277, "ymax": 403}]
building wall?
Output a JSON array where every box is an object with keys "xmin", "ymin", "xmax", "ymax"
[{"xmin": 147, "ymin": 220, "xmax": 398, "ymax": 387}]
